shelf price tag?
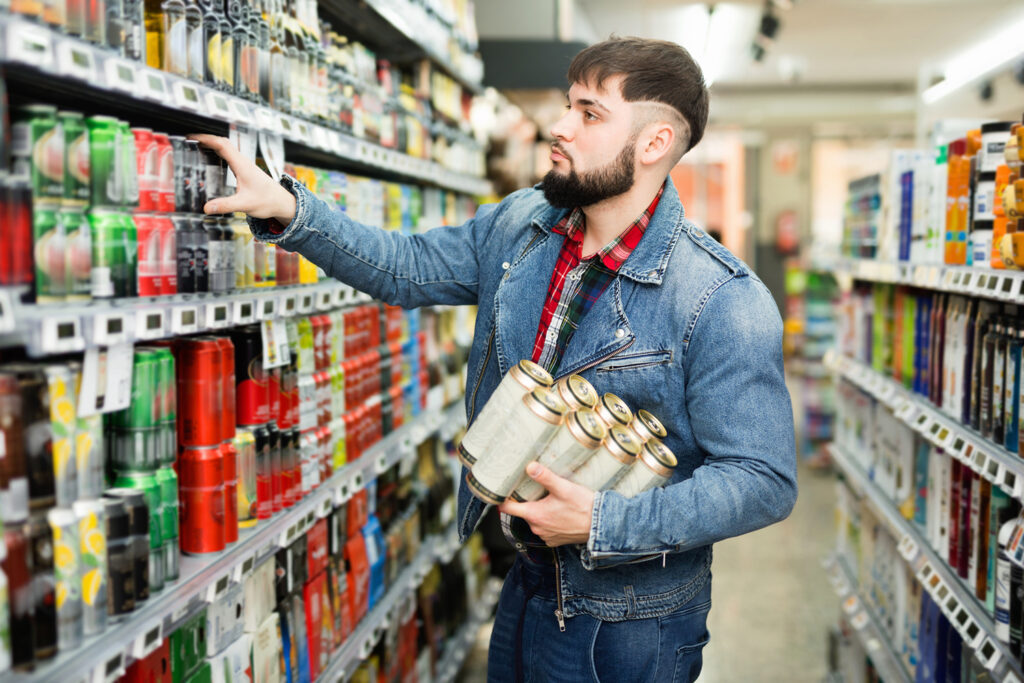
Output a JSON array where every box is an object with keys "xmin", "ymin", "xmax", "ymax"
[
  {"xmin": 204, "ymin": 302, "xmax": 231, "ymax": 329},
  {"xmin": 257, "ymin": 296, "xmax": 277, "ymax": 320},
  {"xmin": 233, "ymin": 299, "xmax": 256, "ymax": 324},
  {"xmin": 897, "ymin": 535, "xmax": 918, "ymax": 561},
  {"xmin": 1002, "ymin": 469, "xmax": 1020, "ymax": 500},
  {"xmin": 1017, "ymin": 277, "xmax": 1024, "ymax": 301},
  {"xmin": 278, "ymin": 115, "xmax": 295, "ymax": 138},
  {"xmin": 92, "ymin": 649, "xmax": 126, "ymax": 683},
  {"xmin": 312, "ymin": 126, "xmax": 330, "ymax": 150},
  {"xmin": 91, "ymin": 312, "xmax": 132, "ymax": 346},
  {"xmin": 56, "ymin": 39, "xmax": 97, "ymax": 81},
  {"xmin": 142, "ymin": 70, "xmax": 169, "ymax": 103},
  {"xmin": 135, "ymin": 309, "xmax": 166, "ymax": 340},
  {"xmin": 280, "ymin": 294, "xmax": 298, "ymax": 316},
  {"xmin": 0, "ymin": 289, "xmax": 16, "ymax": 334},
  {"xmin": 172, "ymin": 80, "xmax": 205, "ymax": 113},
  {"xmin": 131, "ymin": 621, "xmax": 163, "ymax": 659},
  {"xmin": 230, "ymin": 100, "xmax": 253, "ymax": 123},
  {"xmin": 295, "ymin": 120, "xmax": 311, "ymax": 141},
  {"xmin": 255, "ymin": 108, "xmax": 279, "ymax": 133},
  {"xmin": 7, "ymin": 20, "xmax": 54, "ymax": 69},
  {"xmin": 171, "ymin": 306, "xmax": 200, "ymax": 335},
  {"xmin": 317, "ymin": 290, "xmax": 332, "ymax": 311},
  {"xmin": 943, "ymin": 270, "xmax": 958, "ymax": 289},
  {"xmin": 1000, "ymin": 276, "xmax": 1017, "ymax": 301},
  {"xmin": 104, "ymin": 58, "xmax": 137, "ymax": 92},
  {"xmin": 297, "ymin": 292, "xmax": 313, "ymax": 313},
  {"xmin": 40, "ymin": 315, "xmax": 84, "ymax": 355},
  {"xmin": 976, "ymin": 636, "xmax": 1002, "ymax": 671},
  {"xmin": 233, "ymin": 553, "xmax": 256, "ymax": 584},
  {"xmin": 204, "ymin": 572, "xmax": 232, "ymax": 603},
  {"xmin": 317, "ymin": 495, "xmax": 333, "ymax": 518},
  {"xmin": 205, "ymin": 92, "xmax": 233, "ymax": 120}
]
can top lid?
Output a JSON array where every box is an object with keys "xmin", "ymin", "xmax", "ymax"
[
  {"xmin": 555, "ymin": 374, "xmax": 598, "ymax": 409},
  {"xmin": 606, "ymin": 424, "xmax": 642, "ymax": 462},
  {"xmin": 57, "ymin": 111, "xmax": 84, "ymax": 119},
  {"xmin": 130, "ymin": 127, "xmax": 154, "ymax": 133},
  {"xmin": 523, "ymin": 387, "xmax": 569, "ymax": 425},
  {"xmin": 101, "ymin": 497, "xmax": 131, "ymax": 539},
  {"xmin": 641, "ymin": 438, "xmax": 677, "ymax": 476},
  {"xmin": 104, "ymin": 488, "xmax": 149, "ymax": 534},
  {"xmin": 981, "ymin": 121, "xmax": 1014, "ymax": 134},
  {"xmin": 597, "ymin": 393, "xmax": 633, "ymax": 427},
  {"xmin": 168, "ymin": 134, "xmax": 186, "ymax": 141},
  {"xmin": 512, "ymin": 360, "xmax": 554, "ymax": 389},
  {"xmin": 632, "ymin": 409, "xmax": 667, "ymax": 440},
  {"xmin": 85, "ymin": 115, "xmax": 119, "ymax": 123},
  {"xmin": 567, "ymin": 408, "xmax": 606, "ymax": 448},
  {"xmin": 18, "ymin": 104, "xmax": 57, "ymax": 115}
]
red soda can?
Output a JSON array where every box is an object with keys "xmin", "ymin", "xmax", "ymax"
[
  {"xmin": 214, "ymin": 337, "xmax": 236, "ymax": 441},
  {"xmin": 230, "ymin": 325, "xmax": 269, "ymax": 425},
  {"xmin": 278, "ymin": 366, "xmax": 293, "ymax": 430},
  {"xmin": 2, "ymin": 176, "xmax": 34, "ymax": 287},
  {"xmin": 175, "ymin": 338, "xmax": 223, "ymax": 447},
  {"xmin": 267, "ymin": 423, "xmax": 282, "ymax": 513},
  {"xmin": 248, "ymin": 423, "xmax": 272, "ymax": 520},
  {"xmin": 221, "ymin": 441, "xmax": 238, "ymax": 544},
  {"xmin": 155, "ymin": 213, "xmax": 177, "ymax": 294},
  {"xmin": 134, "ymin": 212, "xmax": 162, "ymax": 296},
  {"xmin": 178, "ymin": 445, "xmax": 225, "ymax": 554},
  {"xmin": 287, "ymin": 367, "xmax": 300, "ymax": 428},
  {"xmin": 132, "ymin": 128, "xmax": 159, "ymax": 211},
  {"xmin": 317, "ymin": 426, "xmax": 329, "ymax": 483},
  {"xmin": 287, "ymin": 427, "xmax": 301, "ymax": 503},
  {"xmin": 268, "ymin": 367, "xmax": 281, "ymax": 425},
  {"xmin": 153, "ymin": 133, "xmax": 175, "ymax": 213}
]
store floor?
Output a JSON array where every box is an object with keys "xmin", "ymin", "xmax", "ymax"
[{"xmin": 455, "ymin": 461, "xmax": 837, "ymax": 682}]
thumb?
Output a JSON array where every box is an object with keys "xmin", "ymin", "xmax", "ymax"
[
  {"xmin": 203, "ymin": 191, "xmax": 247, "ymax": 216},
  {"xmin": 526, "ymin": 462, "xmax": 572, "ymax": 497}
]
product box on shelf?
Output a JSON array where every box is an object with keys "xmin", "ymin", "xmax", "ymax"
[
  {"xmin": 208, "ymin": 632, "xmax": 252, "ymax": 683},
  {"xmin": 170, "ymin": 609, "xmax": 209, "ymax": 683},
  {"xmin": 244, "ymin": 559, "xmax": 276, "ymax": 633},
  {"xmin": 302, "ymin": 570, "xmax": 331, "ymax": 680},
  {"xmin": 345, "ymin": 530, "xmax": 371, "ymax": 625},
  {"xmin": 123, "ymin": 638, "xmax": 173, "ymax": 683},
  {"xmin": 274, "ymin": 536, "xmax": 309, "ymax": 606},
  {"xmin": 306, "ymin": 518, "xmax": 329, "ymax": 580},
  {"xmin": 206, "ymin": 582, "xmax": 245, "ymax": 656},
  {"xmin": 252, "ymin": 613, "xmax": 282, "ymax": 683}
]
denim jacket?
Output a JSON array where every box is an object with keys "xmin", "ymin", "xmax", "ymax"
[{"xmin": 250, "ymin": 175, "xmax": 798, "ymax": 624}]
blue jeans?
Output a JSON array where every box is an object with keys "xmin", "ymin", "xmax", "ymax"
[{"xmin": 487, "ymin": 554, "xmax": 712, "ymax": 682}]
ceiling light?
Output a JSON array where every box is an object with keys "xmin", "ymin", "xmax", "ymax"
[{"xmin": 922, "ymin": 13, "xmax": 1024, "ymax": 104}]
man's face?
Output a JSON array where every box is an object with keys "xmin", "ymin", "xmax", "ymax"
[{"xmin": 541, "ymin": 75, "xmax": 638, "ymax": 209}]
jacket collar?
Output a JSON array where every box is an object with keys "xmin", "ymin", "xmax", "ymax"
[{"xmin": 528, "ymin": 177, "xmax": 686, "ymax": 286}]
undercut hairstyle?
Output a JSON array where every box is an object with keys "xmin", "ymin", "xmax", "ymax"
[{"xmin": 567, "ymin": 36, "xmax": 710, "ymax": 159}]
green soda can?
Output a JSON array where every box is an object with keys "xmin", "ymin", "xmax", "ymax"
[
  {"xmin": 121, "ymin": 211, "xmax": 138, "ymax": 297},
  {"xmin": 117, "ymin": 121, "xmax": 139, "ymax": 209},
  {"xmin": 88, "ymin": 207, "xmax": 129, "ymax": 299},
  {"xmin": 59, "ymin": 111, "xmax": 90, "ymax": 205},
  {"xmin": 85, "ymin": 116, "xmax": 120, "ymax": 207},
  {"xmin": 154, "ymin": 348, "xmax": 177, "ymax": 467},
  {"xmin": 108, "ymin": 350, "xmax": 160, "ymax": 472},
  {"xmin": 33, "ymin": 201, "xmax": 67, "ymax": 301},
  {"xmin": 59, "ymin": 204, "xmax": 93, "ymax": 301},
  {"xmin": 12, "ymin": 104, "xmax": 63, "ymax": 200},
  {"xmin": 71, "ymin": 499, "xmax": 107, "ymax": 636},
  {"xmin": 156, "ymin": 467, "xmax": 179, "ymax": 581},
  {"xmin": 47, "ymin": 507, "xmax": 82, "ymax": 652}
]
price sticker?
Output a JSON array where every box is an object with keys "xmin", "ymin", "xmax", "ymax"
[
  {"xmin": 1001, "ymin": 276, "xmax": 1017, "ymax": 300},
  {"xmin": 56, "ymin": 39, "xmax": 97, "ymax": 81},
  {"xmin": 205, "ymin": 302, "xmax": 230, "ymax": 329},
  {"xmin": 897, "ymin": 535, "xmax": 918, "ymax": 561},
  {"xmin": 295, "ymin": 120, "xmax": 310, "ymax": 140},
  {"xmin": 172, "ymin": 80, "xmax": 205, "ymax": 113},
  {"xmin": 278, "ymin": 115, "xmax": 295, "ymax": 137},
  {"xmin": 850, "ymin": 611, "xmax": 870, "ymax": 631},
  {"xmin": 230, "ymin": 100, "xmax": 253, "ymax": 123},
  {"xmin": 1002, "ymin": 469, "xmax": 1018, "ymax": 499},
  {"xmin": 40, "ymin": 316, "xmax": 84, "ymax": 355},
  {"xmin": 317, "ymin": 495, "xmax": 333, "ymax": 518},
  {"xmin": 134, "ymin": 309, "xmax": 166, "ymax": 340},
  {"xmin": 297, "ymin": 293, "xmax": 313, "ymax": 313},
  {"xmin": 142, "ymin": 70, "xmax": 169, "ymax": 103},
  {"xmin": 0, "ymin": 289, "xmax": 16, "ymax": 334},
  {"xmin": 91, "ymin": 312, "xmax": 131, "ymax": 346},
  {"xmin": 131, "ymin": 621, "xmax": 163, "ymax": 659},
  {"xmin": 280, "ymin": 294, "xmax": 297, "ymax": 316},
  {"xmin": 257, "ymin": 296, "xmax": 277, "ymax": 320},
  {"xmin": 332, "ymin": 287, "xmax": 346, "ymax": 307},
  {"xmin": 976, "ymin": 636, "xmax": 1001, "ymax": 671},
  {"xmin": 317, "ymin": 290, "xmax": 332, "ymax": 311},
  {"xmin": 204, "ymin": 572, "xmax": 232, "ymax": 603},
  {"xmin": 205, "ymin": 92, "xmax": 233, "ymax": 119},
  {"xmin": 312, "ymin": 126, "xmax": 330, "ymax": 150},
  {"xmin": 975, "ymin": 274, "xmax": 989, "ymax": 292},
  {"xmin": 103, "ymin": 58, "xmax": 137, "ymax": 92},
  {"xmin": 7, "ymin": 20, "xmax": 54, "ymax": 69},
  {"xmin": 233, "ymin": 553, "xmax": 256, "ymax": 584},
  {"xmin": 92, "ymin": 649, "xmax": 126, "ymax": 683},
  {"xmin": 171, "ymin": 306, "xmax": 199, "ymax": 334},
  {"xmin": 255, "ymin": 108, "xmax": 279, "ymax": 133},
  {"xmin": 959, "ymin": 272, "xmax": 974, "ymax": 291},
  {"xmin": 233, "ymin": 299, "xmax": 256, "ymax": 324}
]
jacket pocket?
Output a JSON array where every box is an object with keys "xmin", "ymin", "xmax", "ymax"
[{"xmin": 595, "ymin": 349, "xmax": 673, "ymax": 373}]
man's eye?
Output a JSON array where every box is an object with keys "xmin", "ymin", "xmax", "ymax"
[{"xmin": 585, "ymin": 112, "xmax": 598, "ymax": 121}]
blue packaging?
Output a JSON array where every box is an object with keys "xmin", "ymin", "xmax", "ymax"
[{"xmin": 362, "ymin": 516, "xmax": 387, "ymax": 608}]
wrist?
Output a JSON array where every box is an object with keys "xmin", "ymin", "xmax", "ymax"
[{"xmin": 273, "ymin": 191, "xmax": 297, "ymax": 227}]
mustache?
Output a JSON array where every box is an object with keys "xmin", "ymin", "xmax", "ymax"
[{"xmin": 551, "ymin": 143, "xmax": 572, "ymax": 162}]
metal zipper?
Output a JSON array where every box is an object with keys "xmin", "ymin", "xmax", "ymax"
[
  {"xmin": 558, "ymin": 336, "xmax": 637, "ymax": 380},
  {"xmin": 466, "ymin": 325, "xmax": 495, "ymax": 425},
  {"xmin": 552, "ymin": 549, "xmax": 566, "ymax": 632}
]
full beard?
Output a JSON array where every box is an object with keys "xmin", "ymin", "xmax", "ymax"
[{"xmin": 541, "ymin": 136, "xmax": 637, "ymax": 209}]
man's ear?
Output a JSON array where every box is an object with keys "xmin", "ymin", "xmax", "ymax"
[{"xmin": 638, "ymin": 122, "xmax": 676, "ymax": 166}]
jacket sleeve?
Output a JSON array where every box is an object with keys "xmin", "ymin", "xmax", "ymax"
[
  {"xmin": 580, "ymin": 276, "xmax": 798, "ymax": 570},
  {"xmin": 248, "ymin": 175, "xmax": 504, "ymax": 309}
]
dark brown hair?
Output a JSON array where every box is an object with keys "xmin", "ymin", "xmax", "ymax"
[{"xmin": 566, "ymin": 36, "xmax": 709, "ymax": 153}]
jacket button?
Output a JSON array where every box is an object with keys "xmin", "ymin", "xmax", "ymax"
[
  {"xmin": 615, "ymin": 328, "xmax": 625, "ymax": 338},
  {"xmin": 502, "ymin": 261, "xmax": 510, "ymax": 270},
  {"xmin": 649, "ymin": 270, "xmax": 657, "ymax": 277}
]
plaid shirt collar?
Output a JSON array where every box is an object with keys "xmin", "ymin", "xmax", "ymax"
[{"xmin": 550, "ymin": 183, "xmax": 665, "ymax": 272}]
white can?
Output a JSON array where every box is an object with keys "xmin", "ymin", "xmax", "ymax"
[
  {"xmin": 595, "ymin": 393, "xmax": 633, "ymax": 429},
  {"xmin": 553, "ymin": 374, "xmax": 598, "ymax": 410},
  {"xmin": 466, "ymin": 387, "xmax": 568, "ymax": 505},
  {"xmin": 458, "ymin": 360, "xmax": 553, "ymax": 467},
  {"xmin": 612, "ymin": 439, "xmax": 677, "ymax": 498},
  {"xmin": 511, "ymin": 408, "xmax": 606, "ymax": 502},
  {"xmin": 629, "ymin": 409, "xmax": 667, "ymax": 444},
  {"xmin": 570, "ymin": 424, "xmax": 642, "ymax": 492}
]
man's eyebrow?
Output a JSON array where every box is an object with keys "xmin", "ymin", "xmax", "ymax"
[{"xmin": 566, "ymin": 94, "xmax": 611, "ymax": 113}]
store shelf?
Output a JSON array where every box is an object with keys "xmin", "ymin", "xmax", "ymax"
[
  {"xmin": 435, "ymin": 577, "xmax": 501, "ymax": 683},
  {"xmin": 828, "ymin": 441, "xmax": 1024, "ymax": 681},
  {"xmin": 2, "ymin": 397, "xmax": 467, "ymax": 683},
  {"xmin": 836, "ymin": 259, "xmax": 1024, "ymax": 305},
  {"xmin": 0, "ymin": 15, "xmax": 491, "ymax": 197},
  {"xmin": 319, "ymin": 521, "xmax": 463, "ymax": 683},
  {"xmin": 319, "ymin": 0, "xmax": 484, "ymax": 95},
  {"xmin": 826, "ymin": 352, "xmax": 1024, "ymax": 503},
  {"xmin": 823, "ymin": 555, "xmax": 914, "ymax": 683}
]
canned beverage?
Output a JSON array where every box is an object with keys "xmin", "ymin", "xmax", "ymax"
[
  {"xmin": 268, "ymin": 366, "xmax": 281, "ymax": 424},
  {"xmin": 612, "ymin": 438, "xmax": 677, "ymax": 498},
  {"xmin": 173, "ymin": 213, "xmax": 195, "ymax": 293},
  {"xmin": 10, "ymin": 0, "xmax": 44, "ymax": 20},
  {"xmin": 33, "ymin": 201, "xmax": 67, "ymax": 302},
  {"xmin": 267, "ymin": 423, "xmax": 282, "ymax": 513},
  {"xmin": 553, "ymin": 375, "xmax": 598, "ymax": 411},
  {"xmin": 163, "ymin": 0, "xmax": 188, "ymax": 76},
  {"xmin": 5, "ymin": 364, "xmax": 56, "ymax": 512},
  {"xmin": 122, "ymin": 0, "xmax": 144, "ymax": 61},
  {"xmin": 1, "ymin": 175, "xmax": 35, "ymax": 287},
  {"xmin": 88, "ymin": 207, "xmax": 131, "ymax": 298},
  {"xmin": 221, "ymin": 441, "xmax": 238, "ymax": 544},
  {"xmin": 203, "ymin": 215, "xmax": 224, "ymax": 292},
  {"xmin": 117, "ymin": 122, "xmax": 139, "ymax": 208},
  {"xmin": 65, "ymin": 0, "xmax": 84, "ymax": 35},
  {"xmin": 214, "ymin": 338, "xmax": 236, "ymax": 442},
  {"xmin": 155, "ymin": 213, "xmax": 177, "ymax": 294},
  {"xmin": 27, "ymin": 513, "xmax": 57, "ymax": 659},
  {"xmin": 252, "ymin": 239, "xmax": 266, "ymax": 286},
  {"xmin": 192, "ymin": 215, "xmax": 209, "ymax": 292},
  {"xmin": 112, "ymin": 471, "xmax": 162, "ymax": 551},
  {"xmin": 60, "ymin": 111, "xmax": 90, "ymax": 205},
  {"xmin": 629, "ymin": 409, "xmax": 667, "ymax": 444},
  {"xmin": 69, "ymin": 363, "xmax": 105, "ymax": 499},
  {"xmin": 47, "ymin": 507, "xmax": 82, "ymax": 652},
  {"xmin": 132, "ymin": 128, "xmax": 159, "ymax": 211},
  {"xmin": 0, "ymin": 372, "xmax": 29, "ymax": 524},
  {"xmin": 231, "ymin": 325, "xmax": 269, "ymax": 424},
  {"xmin": 154, "ymin": 133, "xmax": 175, "ymax": 213},
  {"xmin": 178, "ymin": 445, "xmax": 225, "ymax": 554},
  {"xmin": 103, "ymin": 488, "xmax": 152, "ymax": 599},
  {"xmin": 102, "ymin": 496, "xmax": 135, "ymax": 619},
  {"xmin": 571, "ymin": 424, "xmax": 642, "ymax": 492},
  {"xmin": 108, "ymin": 347, "xmax": 160, "ymax": 453},
  {"xmin": 155, "ymin": 467, "xmax": 179, "ymax": 582},
  {"xmin": 232, "ymin": 214, "xmax": 254, "ymax": 288},
  {"xmin": 202, "ymin": 148, "xmax": 224, "ymax": 202},
  {"xmin": 154, "ymin": 347, "xmax": 177, "ymax": 466},
  {"xmin": 60, "ymin": 204, "xmax": 93, "ymax": 300},
  {"xmin": 44, "ymin": 365, "xmax": 78, "ymax": 508},
  {"xmin": 595, "ymin": 393, "xmax": 633, "ymax": 429},
  {"xmin": 186, "ymin": 140, "xmax": 204, "ymax": 213},
  {"xmin": 84, "ymin": 0, "xmax": 106, "ymax": 45},
  {"xmin": 234, "ymin": 429, "xmax": 257, "ymax": 529},
  {"xmin": 168, "ymin": 136, "xmax": 189, "ymax": 212},
  {"xmin": 248, "ymin": 424, "xmax": 272, "ymax": 519},
  {"xmin": 85, "ymin": 115, "xmax": 120, "ymax": 207},
  {"xmin": 12, "ymin": 105, "xmax": 63, "ymax": 201},
  {"xmin": 175, "ymin": 337, "xmax": 223, "ymax": 447},
  {"xmin": 71, "ymin": 499, "xmax": 107, "ymax": 636},
  {"xmin": 3, "ymin": 521, "xmax": 32, "ymax": 670},
  {"xmin": 134, "ymin": 212, "xmax": 162, "ymax": 296},
  {"xmin": 288, "ymin": 426, "xmax": 301, "ymax": 503}
]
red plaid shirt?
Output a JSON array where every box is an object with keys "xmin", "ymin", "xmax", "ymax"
[{"xmin": 530, "ymin": 184, "xmax": 664, "ymax": 372}]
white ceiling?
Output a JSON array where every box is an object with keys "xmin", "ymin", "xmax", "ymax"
[{"xmin": 575, "ymin": 0, "xmax": 1021, "ymax": 88}]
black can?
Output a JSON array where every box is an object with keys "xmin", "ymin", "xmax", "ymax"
[
  {"xmin": 287, "ymin": 427, "xmax": 300, "ymax": 499},
  {"xmin": 202, "ymin": 148, "xmax": 225, "ymax": 204},
  {"xmin": 186, "ymin": 140, "xmax": 205, "ymax": 213},
  {"xmin": 218, "ymin": 215, "xmax": 234, "ymax": 292},
  {"xmin": 203, "ymin": 215, "xmax": 225, "ymax": 293},
  {"xmin": 27, "ymin": 513, "xmax": 57, "ymax": 661},
  {"xmin": 169, "ymin": 136, "xmax": 190, "ymax": 212},
  {"xmin": 192, "ymin": 215, "xmax": 209, "ymax": 292},
  {"xmin": 104, "ymin": 488, "xmax": 150, "ymax": 603},
  {"xmin": 173, "ymin": 214, "xmax": 195, "ymax": 293},
  {"xmin": 246, "ymin": 423, "xmax": 271, "ymax": 520},
  {"xmin": 267, "ymin": 422, "xmax": 282, "ymax": 513},
  {"xmin": 103, "ymin": 496, "xmax": 135, "ymax": 619},
  {"xmin": 4, "ymin": 364, "xmax": 55, "ymax": 512}
]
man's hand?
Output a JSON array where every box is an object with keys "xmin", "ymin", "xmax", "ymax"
[
  {"xmin": 188, "ymin": 134, "xmax": 297, "ymax": 226},
  {"xmin": 499, "ymin": 462, "xmax": 595, "ymax": 547}
]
